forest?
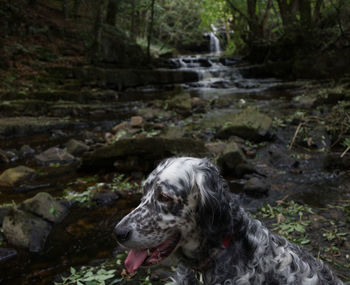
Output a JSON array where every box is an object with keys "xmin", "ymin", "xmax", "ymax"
[{"xmin": 0, "ymin": 0, "xmax": 349, "ymax": 284}]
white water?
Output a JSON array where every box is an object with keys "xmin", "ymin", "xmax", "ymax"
[{"xmin": 209, "ymin": 25, "xmax": 221, "ymax": 54}]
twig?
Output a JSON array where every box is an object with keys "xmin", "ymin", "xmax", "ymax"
[
  {"xmin": 288, "ymin": 123, "xmax": 304, "ymax": 150},
  {"xmin": 340, "ymin": 146, "xmax": 350, "ymax": 158}
]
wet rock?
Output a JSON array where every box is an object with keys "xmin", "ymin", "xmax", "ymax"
[
  {"xmin": 0, "ymin": 149, "xmax": 19, "ymax": 163},
  {"xmin": 216, "ymin": 142, "xmax": 253, "ymax": 177},
  {"xmin": 137, "ymin": 107, "xmax": 172, "ymax": 121},
  {"xmin": 265, "ymin": 144, "xmax": 295, "ymax": 168},
  {"xmin": 74, "ymin": 66, "xmax": 199, "ymax": 91},
  {"xmin": 130, "ymin": 116, "xmax": 144, "ymax": 127},
  {"xmin": 161, "ymin": 126, "xmax": 185, "ymax": 139},
  {"xmin": 82, "ymin": 137, "xmax": 208, "ymax": 172},
  {"xmin": 243, "ymin": 177, "xmax": 269, "ymax": 197},
  {"xmin": 191, "ymin": 97, "xmax": 207, "ymax": 113},
  {"xmin": 0, "ymin": 248, "xmax": 17, "ymax": 263},
  {"xmin": 3, "ymin": 208, "xmax": 52, "ymax": 252},
  {"xmin": 66, "ymin": 139, "xmax": 90, "ymax": 156},
  {"xmin": 0, "ymin": 117, "xmax": 81, "ymax": 138},
  {"xmin": 35, "ymin": 147, "xmax": 76, "ymax": 165},
  {"xmin": 166, "ymin": 92, "xmax": 192, "ymax": 115},
  {"xmin": 297, "ymin": 125, "xmax": 330, "ymax": 150},
  {"xmin": 216, "ymin": 107, "xmax": 272, "ymax": 141},
  {"xmin": 90, "ymin": 184, "xmax": 120, "ymax": 206},
  {"xmin": 19, "ymin": 145, "xmax": 35, "ymax": 157},
  {"xmin": 18, "ymin": 192, "xmax": 69, "ymax": 223},
  {"xmin": 0, "ymin": 149, "xmax": 10, "ymax": 163},
  {"xmin": 0, "ymin": 166, "xmax": 37, "ymax": 187},
  {"xmin": 205, "ymin": 142, "xmax": 227, "ymax": 155},
  {"xmin": 92, "ymin": 191, "xmax": 119, "ymax": 205},
  {"xmin": 210, "ymin": 80, "xmax": 231, "ymax": 89},
  {"xmin": 324, "ymin": 153, "xmax": 350, "ymax": 171}
]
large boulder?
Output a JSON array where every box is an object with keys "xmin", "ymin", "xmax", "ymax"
[
  {"xmin": 18, "ymin": 192, "xmax": 69, "ymax": 223},
  {"xmin": 214, "ymin": 142, "xmax": 254, "ymax": 177},
  {"xmin": 81, "ymin": 137, "xmax": 208, "ymax": 172},
  {"xmin": 3, "ymin": 192, "xmax": 70, "ymax": 252},
  {"xmin": 216, "ymin": 107, "xmax": 272, "ymax": 141},
  {"xmin": 0, "ymin": 166, "xmax": 37, "ymax": 187},
  {"xmin": 166, "ymin": 92, "xmax": 192, "ymax": 115},
  {"xmin": 3, "ymin": 209, "xmax": 52, "ymax": 252},
  {"xmin": 35, "ymin": 147, "xmax": 76, "ymax": 165},
  {"xmin": 65, "ymin": 139, "xmax": 89, "ymax": 156}
]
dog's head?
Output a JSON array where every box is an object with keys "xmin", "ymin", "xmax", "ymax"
[{"xmin": 114, "ymin": 157, "xmax": 233, "ymax": 273}]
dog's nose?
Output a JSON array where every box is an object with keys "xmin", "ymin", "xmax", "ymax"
[{"xmin": 114, "ymin": 226, "xmax": 132, "ymax": 243}]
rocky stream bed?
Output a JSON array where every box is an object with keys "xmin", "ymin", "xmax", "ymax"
[{"xmin": 0, "ymin": 54, "xmax": 349, "ymax": 284}]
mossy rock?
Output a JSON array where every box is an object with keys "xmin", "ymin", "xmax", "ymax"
[
  {"xmin": 0, "ymin": 166, "xmax": 37, "ymax": 187},
  {"xmin": 18, "ymin": 192, "xmax": 69, "ymax": 223},
  {"xmin": 166, "ymin": 92, "xmax": 192, "ymax": 115},
  {"xmin": 3, "ymin": 208, "xmax": 52, "ymax": 252},
  {"xmin": 216, "ymin": 107, "xmax": 272, "ymax": 141},
  {"xmin": 81, "ymin": 137, "xmax": 208, "ymax": 172}
]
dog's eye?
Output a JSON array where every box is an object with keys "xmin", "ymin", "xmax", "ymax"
[{"xmin": 157, "ymin": 192, "xmax": 173, "ymax": 203}]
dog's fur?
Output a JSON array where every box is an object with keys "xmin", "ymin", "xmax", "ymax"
[{"xmin": 115, "ymin": 157, "xmax": 344, "ymax": 285}]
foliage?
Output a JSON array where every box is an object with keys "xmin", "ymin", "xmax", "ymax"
[
  {"xmin": 258, "ymin": 200, "xmax": 314, "ymax": 245},
  {"xmin": 55, "ymin": 266, "xmax": 116, "ymax": 285}
]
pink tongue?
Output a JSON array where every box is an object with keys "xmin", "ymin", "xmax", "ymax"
[{"xmin": 125, "ymin": 249, "xmax": 148, "ymax": 274}]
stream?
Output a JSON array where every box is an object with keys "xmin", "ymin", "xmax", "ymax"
[{"xmin": 0, "ymin": 52, "xmax": 349, "ymax": 284}]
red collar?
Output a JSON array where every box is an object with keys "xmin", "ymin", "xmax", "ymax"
[
  {"xmin": 194, "ymin": 235, "xmax": 233, "ymax": 272},
  {"xmin": 222, "ymin": 236, "xmax": 232, "ymax": 248}
]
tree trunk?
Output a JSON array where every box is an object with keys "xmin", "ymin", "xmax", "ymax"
[
  {"xmin": 130, "ymin": 0, "xmax": 137, "ymax": 40},
  {"xmin": 73, "ymin": 0, "xmax": 81, "ymax": 19},
  {"xmin": 147, "ymin": 0, "xmax": 156, "ymax": 60},
  {"xmin": 276, "ymin": 0, "xmax": 298, "ymax": 35},
  {"xmin": 106, "ymin": 0, "xmax": 118, "ymax": 26},
  {"xmin": 298, "ymin": 0, "xmax": 311, "ymax": 29},
  {"xmin": 62, "ymin": 0, "xmax": 68, "ymax": 19},
  {"xmin": 91, "ymin": 0, "xmax": 109, "ymax": 59}
]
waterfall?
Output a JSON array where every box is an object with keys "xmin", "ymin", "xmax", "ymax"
[{"xmin": 209, "ymin": 25, "xmax": 221, "ymax": 54}]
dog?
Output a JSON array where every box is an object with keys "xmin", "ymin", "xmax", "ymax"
[{"xmin": 114, "ymin": 157, "xmax": 344, "ymax": 285}]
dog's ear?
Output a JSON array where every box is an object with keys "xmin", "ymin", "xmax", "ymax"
[{"xmin": 194, "ymin": 160, "xmax": 234, "ymax": 246}]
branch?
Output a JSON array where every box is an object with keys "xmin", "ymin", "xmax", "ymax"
[{"xmin": 225, "ymin": 0, "xmax": 249, "ymax": 21}]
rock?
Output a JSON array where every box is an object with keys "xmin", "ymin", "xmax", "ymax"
[
  {"xmin": 92, "ymin": 189, "xmax": 119, "ymax": 206},
  {"xmin": 19, "ymin": 145, "xmax": 35, "ymax": 157},
  {"xmin": 216, "ymin": 142, "xmax": 253, "ymax": 177},
  {"xmin": 205, "ymin": 142, "xmax": 227, "ymax": 155},
  {"xmin": 324, "ymin": 153, "xmax": 350, "ymax": 171},
  {"xmin": 191, "ymin": 97, "xmax": 207, "ymax": 113},
  {"xmin": 0, "ymin": 166, "xmax": 37, "ymax": 187},
  {"xmin": 0, "ymin": 149, "xmax": 18, "ymax": 163},
  {"xmin": 65, "ymin": 139, "xmax": 90, "ymax": 156},
  {"xmin": 166, "ymin": 93, "xmax": 192, "ymax": 115},
  {"xmin": 243, "ymin": 177, "xmax": 269, "ymax": 197},
  {"xmin": 0, "ymin": 206, "xmax": 11, "ymax": 226},
  {"xmin": 3, "ymin": 209, "xmax": 52, "ymax": 252},
  {"xmin": 0, "ymin": 117, "xmax": 81, "ymax": 138},
  {"xmin": 112, "ymin": 121, "xmax": 130, "ymax": 134},
  {"xmin": 18, "ymin": 192, "xmax": 69, "ymax": 223},
  {"xmin": 130, "ymin": 116, "xmax": 144, "ymax": 127},
  {"xmin": 137, "ymin": 107, "xmax": 172, "ymax": 121},
  {"xmin": 162, "ymin": 126, "xmax": 185, "ymax": 139},
  {"xmin": 35, "ymin": 147, "xmax": 76, "ymax": 165},
  {"xmin": 82, "ymin": 137, "xmax": 208, "ymax": 172},
  {"xmin": 0, "ymin": 248, "xmax": 17, "ymax": 263},
  {"xmin": 0, "ymin": 149, "xmax": 10, "ymax": 163},
  {"xmin": 216, "ymin": 107, "xmax": 272, "ymax": 141},
  {"xmin": 297, "ymin": 125, "xmax": 330, "ymax": 150}
]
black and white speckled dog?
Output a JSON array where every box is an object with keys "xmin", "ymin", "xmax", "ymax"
[{"xmin": 114, "ymin": 157, "xmax": 344, "ymax": 285}]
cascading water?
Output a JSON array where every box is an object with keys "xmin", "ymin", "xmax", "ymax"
[{"xmin": 209, "ymin": 24, "xmax": 221, "ymax": 54}]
